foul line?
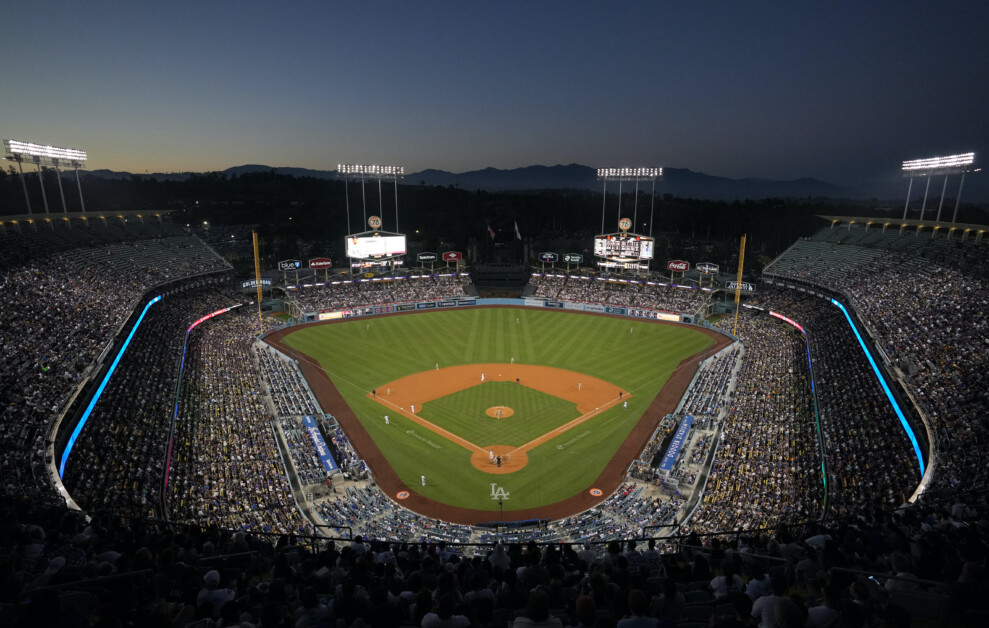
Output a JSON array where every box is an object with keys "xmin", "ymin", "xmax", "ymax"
[
  {"xmin": 508, "ymin": 394, "xmax": 630, "ymax": 456},
  {"xmin": 372, "ymin": 396, "xmax": 488, "ymax": 454}
]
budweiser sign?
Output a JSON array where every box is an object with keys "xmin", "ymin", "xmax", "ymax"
[{"xmin": 667, "ymin": 260, "xmax": 690, "ymax": 272}]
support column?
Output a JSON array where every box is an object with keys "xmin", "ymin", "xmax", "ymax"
[
  {"xmin": 74, "ymin": 164, "xmax": 86, "ymax": 212},
  {"xmin": 35, "ymin": 160, "xmax": 50, "ymax": 214},
  {"xmin": 920, "ymin": 177, "xmax": 931, "ymax": 220},
  {"xmin": 952, "ymin": 173, "xmax": 966, "ymax": 223},
  {"xmin": 53, "ymin": 161, "xmax": 69, "ymax": 213},
  {"xmin": 16, "ymin": 159, "xmax": 32, "ymax": 214},
  {"xmin": 649, "ymin": 178, "xmax": 656, "ymax": 237},
  {"xmin": 935, "ymin": 175, "xmax": 948, "ymax": 223},
  {"xmin": 902, "ymin": 176, "xmax": 913, "ymax": 220}
]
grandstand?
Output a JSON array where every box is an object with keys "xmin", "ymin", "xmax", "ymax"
[{"xmin": 0, "ymin": 212, "xmax": 986, "ymax": 626}]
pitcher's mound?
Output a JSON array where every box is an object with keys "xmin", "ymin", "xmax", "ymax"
[{"xmin": 485, "ymin": 406, "xmax": 514, "ymax": 418}]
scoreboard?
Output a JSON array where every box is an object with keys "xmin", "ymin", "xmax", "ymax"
[
  {"xmin": 346, "ymin": 233, "xmax": 406, "ymax": 259},
  {"xmin": 593, "ymin": 234, "xmax": 654, "ymax": 262}
]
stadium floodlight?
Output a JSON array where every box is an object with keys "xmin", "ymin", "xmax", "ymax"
[
  {"xmin": 901, "ymin": 152, "xmax": 977, "ymax": 223},
  {"xmin": 597, "ymin": 167, "xmax": 664, "ymax": 242},
  {"xmin": 5, "ymin": 139, "xmax": 87, "ymax": 165},
  {"xmin": 597, "ymin": 167, "xmax": 662, "ymax": 179},
  {"xmin": 337, "ymin": 163, "xmax": 406, "ymax": 235},
  {"xmin": 4, "ymin": 139, "xmax": 90, "ymax": 215},
  {"xmin": 901, "ymin": 152, "xmax": 974, "ymax": 175},
  {"xmin": 337, "ymin": 164, "xmax": 404, "ymax": 176}
]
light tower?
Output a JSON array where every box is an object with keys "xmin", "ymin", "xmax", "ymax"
[
  {"xmin": 337, "ymin": 164, "xmax": 404, "ymax": 234},
  {"xmin": 901, "ymin": 152, "xmax": 977, "ymax": 223},
  {"xmin": 4, "ymin": 139, "xmax": 88, "ymax": 215},
  {"xmin": 596, "ymin": 167, "xmax": 663, "ymax": 236}
]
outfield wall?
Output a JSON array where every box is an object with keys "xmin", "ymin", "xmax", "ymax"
[{"xmin": 274, "ymin": 297, "xmax": 732, "ymax": 341}]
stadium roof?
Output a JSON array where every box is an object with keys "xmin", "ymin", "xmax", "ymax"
[
  {"xmin": 0, "ymin": 209, "xmax": 173, "ymax": 227},
  {"xmin": 817, "ymin": 215, "xmax": 988, "ymax": 235}
]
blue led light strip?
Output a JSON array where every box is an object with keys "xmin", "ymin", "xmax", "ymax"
[
  {"xmin": 59, "ymin": 295, "xmax": 162, "ymax": 478},
  {"xmin": 830, "ymin": 299, "xmax": 925, "ymax": 476}
]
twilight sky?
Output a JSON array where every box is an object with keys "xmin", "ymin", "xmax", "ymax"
[{"xmin": 2, "ymin": 2, "xmax": 987, "ymax": 188}]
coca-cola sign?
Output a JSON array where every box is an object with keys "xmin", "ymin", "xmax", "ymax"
[{"xmin": 667, "ymin": 260, "xmax": 690, "ymax": 272}]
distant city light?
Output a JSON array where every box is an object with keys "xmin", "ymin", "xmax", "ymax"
[
  {"xmin": 901, "ymin": 152, "xmax": 975, "ymax": 173},
  {"xmin": 597, "ymin": 167, "xmax": 662, "ymax": 179},
  {"xmin": 4, "ymin": 139, "xmax": 87, "ymax": 164},
  {"xmin": 337, "ymin": 164, "xmax": 404, "ymax": 176}
]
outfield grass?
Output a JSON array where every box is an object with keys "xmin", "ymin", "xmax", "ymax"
[{"xmin": 281, "ymin": 307, "xmax": 713, "ymax": 513}]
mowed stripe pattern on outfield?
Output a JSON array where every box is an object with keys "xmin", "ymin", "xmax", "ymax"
[{"xmin": 280, "ymin": 308, "xmax": 716, "ymax": 513}]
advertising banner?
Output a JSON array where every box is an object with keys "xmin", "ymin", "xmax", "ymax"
[
  {"xmin": 725, "ymin": 281, "xmax": 756, "ymax": 292},
  {"xmin": 658, "ymin": 415, "xmax": 694, "ymax": 472},
  {"xmin": 279, "ymin": 259, "xmax": 302, "ymax": 271},
  {"xmin": 667, "ymin": 260, "xmax": 690, "ymax": 272},
  {"xmin": 302, "ymin": 415, "xmax": 338, "ymax": 472},
  {"xmin": 442, "ymin": 251, "xmax": 463, "ymax": 261},
  {"xmin": 240, "ymin": 278, "xmax": 272, "ymax": 289},
  {"xmin": 538, "ymin": 252, "xmax": 559, "ymax": 263}
]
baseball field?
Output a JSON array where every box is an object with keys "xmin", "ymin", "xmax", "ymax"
[{"xmin": 269, "ymin": 306, "xmax": 728, "ymax": 523}]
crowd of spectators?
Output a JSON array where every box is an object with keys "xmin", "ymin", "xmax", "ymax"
[
  {"xmin": 288, "ymin": 274, "xmax": 472, "ymax": 314},
  {"xmin": 529, "ymin": 274, "xmax": 710, "ymax": 313},
  {"xmin": 59, "ymin": 285, "xmax": 233, "ymax": 518},
  {"xmin": 688, "ymin": 310, "xmax": 825, "ymax": 535},
  {"xmin": 679, "ymin": 347, "xmax": 740, "ymax": 420},
  {"xmin": 0, "ymin": 226, "xmax": 230, "ymax": 505},
  {"xmin": 1, "ymin": 256, "xmax": 145, "ymax": 502},
  {"xmin": 6, "ymin": 486, "xmax": 984, "ymax": 627},
  {"xmin": 256, "ymin": 348, "xmax": 320, "ymax": 418},
  {"xmin": 277, "ymin": 417, "xmax": 332, "ymax": 489},
  {"xmin": 754, "ymin": 288, "xmax": 919, "ymax": 517},
  {"xmin": 766, "ymin": 229, "xmax": 989, "ymax": 494},
  {"xmin": 166, "ymin": 309, "xmax": 311, "ymax": 536},
  {"xmin": 842, "ymin": 258, "xmax": 989, "ymax": 494}
]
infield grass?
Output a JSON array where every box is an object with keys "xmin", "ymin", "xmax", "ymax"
[
  {"xmin": 280, "ymin": 307, "xmax": 713, "ymax": 513},
  {"xmin": 421, "ymin": 381, "xmax": 580, "ymax": 448}
]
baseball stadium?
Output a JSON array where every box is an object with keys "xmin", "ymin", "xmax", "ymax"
[{"xmin": 1, "ymin": 162, "xmax": 987, "ymax": 626}]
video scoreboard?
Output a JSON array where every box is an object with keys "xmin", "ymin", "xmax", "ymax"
[
  {"xmin": 593, "ymin": 233, "xmax": 654, "ymax": 262},
  {"xmin": 346, "ymin": 233, "xmax": 406, "ymax": 259}
]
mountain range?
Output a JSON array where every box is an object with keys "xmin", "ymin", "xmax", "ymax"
[{"xmin": 85, "ymin": 163, "xmax": 987, "ymax": 204}]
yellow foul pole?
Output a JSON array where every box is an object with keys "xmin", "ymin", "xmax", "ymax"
[
  {"xmin": 252, "ymin": 230, "xmax": 264, "ymax": 335},
  {"xmin": 732, "ymin": 234, "xmax": 746, "ymax": 337}
]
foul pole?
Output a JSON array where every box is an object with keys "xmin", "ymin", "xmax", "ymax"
[{"xmin": 733, "ymin": 234, "xmax": 746, "ymax": 337}]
